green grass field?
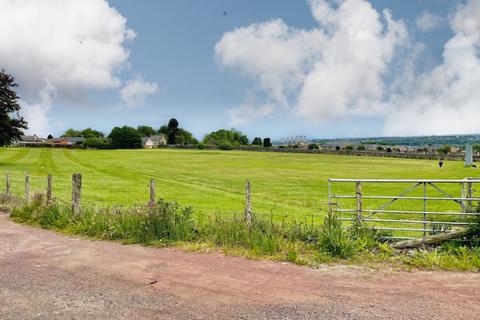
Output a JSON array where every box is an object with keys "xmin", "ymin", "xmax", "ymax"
[{"xmin": 0, "ymin": 148, "xmax": 477, "ymax": 225}]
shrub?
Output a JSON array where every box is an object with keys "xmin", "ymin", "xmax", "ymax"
[
  {"xmin": 376, "ymin": 146, "xmax": 385, "ymax": 151},
  {"xmin": 345, "ymin": 145, "xmax": 354, "ymax": 151},
  {"xmin": 308, "ymin": 143, "xmax": 319, "ymax": 150},
  {"xmin": 219, "ymin": 142, "xmax": 233, "ymax": 150},
  {"xmin": 318, "ymin": 212, "xmax": 356, "ymax": 258},
  {"xmin": 357, "ymin": 145, "xmax": 366, "ymax": 151},
  {"xmin": 83, "ymin": 137, "xmax": 111, "ymax": 149}
]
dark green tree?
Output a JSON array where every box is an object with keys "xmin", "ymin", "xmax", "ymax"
[
  {"xmin": 137, "ymin": 125, "xmax": 156, "ymax": 137},
  {"xmin": 176, "ymin": 128, "xmax": 198, "ymax": 145},
  {"xmin": 61, "ymin": 128, "xmax": 82, "ymax": 137},
  {"xmin": 252, "ymin": 137, "xmax": 262, "ymax": 146},
  {"xmin": 203, "ymin": 129, "xmax": 248, "ymax": 146},
  {"xmin": 81, "ymin": 128, "xmax": 104, "ymax": 138},
  {"xmin": 0, "ymin": 70, "xmax": 27, "ymax": 147},
  {"xmin": 47, "ymin": 134, "xmax": 53, "ymax": 140},
  {"xmin": 158, "ymin": 125, "xmax": 168, "ymax": 135},
  {"xmin": 263, "ymin": 138, "xmax": 272, "ymax": 148},
  {"xmin": 108, "ymin": 126, "xmax": 142, "ymax": 149},
  {"xmin": 167, "ymin": 118, "xmax": 179, "ymax": 144}
]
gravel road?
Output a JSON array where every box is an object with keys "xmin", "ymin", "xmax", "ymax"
[{"xmin": 1, "ymin": 212, "xmax": 479, "ymax": 319}]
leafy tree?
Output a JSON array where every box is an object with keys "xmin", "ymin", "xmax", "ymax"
[
  {"xmin": 0, "ymin": 70, "xmax": 27, "ymax": 147},
  {"xmin": 81, "ymin": 128, "xmax": 104, "ymax": 138},
  {"xmin": 263, "ymin": 138, "xmax": 272, "ymax": 148},
  {"xmin": 345, "ymin": 145, "xmax": 354, "ymax": 151},
  {"xmin": 376, "ymin": 146, "xmax": 384, "ymax": 151},
  {"xmin": 62, "ymin": 128, "xmax": 82, "ymax": 137},
  {"xmin": 308, "ymin": 143, "xmax": 319, "ymax": 150},
  {"xmin": 176, "ymin": 128, "xmax": 198, "ymax": 145},
  {"xmin": 158, "ymin": 125, "xmax": 168, "ymax": 135},
  {"xmin": 203, "ymin": 129, "xmax": 248, "ymax": 146},
  {"xmin": 108, "ymin": 126, "xmax": 142, "ymax": 149},
  {"xmin": 252, "ymin": 137, "xmax": 262, "ymax": 146},
  {"xmin": 137, "ymin": 125, "xmax": 156, "ymax": 137},
  {"xmin": 357, "ymin": 145, "xmax": 366, "ymax": 151},
  {"xmin": 47, "ymin": 134, "xmax": 53, "ymax": 140}
]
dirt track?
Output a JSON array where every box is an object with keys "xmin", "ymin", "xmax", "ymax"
[{"xmin": 1, "ymin": 212, "xmax": 479, "ymax": 319}]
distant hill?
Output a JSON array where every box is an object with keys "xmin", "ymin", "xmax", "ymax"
[{"xmin": 314, "ymin": 134, "xmax": 480, "ymax": 147}]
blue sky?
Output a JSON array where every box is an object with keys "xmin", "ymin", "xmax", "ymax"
[{"xmin": 3, "ymin": 0, "xmax": 478, "ymax": 140}]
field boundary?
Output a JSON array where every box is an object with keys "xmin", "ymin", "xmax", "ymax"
[{"xmin": 329, "ymin": 178, "xmax": 480, "ymax": 240}]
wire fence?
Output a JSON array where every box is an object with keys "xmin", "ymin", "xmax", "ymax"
[{"xmin": 0, "ymin": 172, "xmax": 328, "ymax": 224}]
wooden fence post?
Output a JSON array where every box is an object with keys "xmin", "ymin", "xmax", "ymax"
[
  {"xmin": 245, "ymin": 180, "xmax": 253, "ymax": 224},
  {"xmin": 149, "ymin": 178, "xmax": 156, "ymax": 207},
  {"xmin": 355, "ymin": 181, "xmax": 363, "ymax": 224},
  {"xmin": 6, "ymin": 173, "xmax": 10, "ymax": 194},
  {"xmin": 25, "ymin": 173, "xmax": 30, "ymax": 202},
  {"xmin": 47, "ymin": 174, "xmax": 53, "ymax": 204},
  {"xmin": 467, "ymin": 178, "xmax": 473, "ymax": 213},
  {"xmin": 71, "ymin": 173, "xmax": 82, "ymax": 215}
]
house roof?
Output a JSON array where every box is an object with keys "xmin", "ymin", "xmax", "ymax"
[
  {"xmin": 150, "ymin": 134, "xmax": 166, "ymax": 143},
  {"xmin": 142, "ymin": 137, "xmax": 153, "ymax": 144},
  {"xmin": 66, "ymin": 137, "xmax": 85, "ymax": 143},
  {"xmin": 20, "ymin": 135, "xmax": 45, "ymax": 143}
]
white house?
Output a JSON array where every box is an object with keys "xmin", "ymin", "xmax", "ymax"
[{"xmin": 142, "ymin": 134, "xmax": 167, "ymax": 149}]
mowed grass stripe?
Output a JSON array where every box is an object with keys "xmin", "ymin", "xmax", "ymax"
[{"xmin": 0, "ymin": 148, "xmax": 477, "ymax": 223}]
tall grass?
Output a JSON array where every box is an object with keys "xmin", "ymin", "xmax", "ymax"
[
  {"xmin": 9, "ymin": 196, "xmax": 373, "ymax": 260},
  {"xmin": 6, "ymin": 196, "xmax": 480, "ymax": 271}
]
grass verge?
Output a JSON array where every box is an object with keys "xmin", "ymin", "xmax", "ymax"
[{"xmin": 4, "ymin": 194, "xmax": 480, "ymax": 272}]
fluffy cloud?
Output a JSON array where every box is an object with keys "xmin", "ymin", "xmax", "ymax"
[
  {"xmin": 384, "ymin": 0, "xmax": 480, "ymax": 136},
  {"xmin": 216, "ymin": 0, "xmax": 407, "ymax": 124},
  {"xmin": 0, "ymin": 0, "xmax": 145, "ymax": 136},
  {"xmin": 228, "ymin": 100, "xmax": 274, "ymax": 127},
  {"xmin": 415, "ymin": 11, "xmax": 446, "ymax": 33},
  {"xmin": 217, "ymin": 0, "xmax": 480, "ymax": 136},
  {"xmin": 120, "ymin": 75, "xmax": 159, "ymax": 107}
]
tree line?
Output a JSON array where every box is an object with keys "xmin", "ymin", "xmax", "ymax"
[
  {"xmin": 60, "ymin": 120, "xmax": 273, "ymax": 150},
  {"xmin": 0, "ymin": 69, "xmax": 273, "ymax": 150}
]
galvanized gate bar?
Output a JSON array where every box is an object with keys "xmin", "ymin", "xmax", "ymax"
[
  {"xmin": 328, "ymin": 178, "xmax": 480, "ymax": 240},
  {"xmin": 329, "ymin": 179, "xmax": 480, "ymax": 183}
]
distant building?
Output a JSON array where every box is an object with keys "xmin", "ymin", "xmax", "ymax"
[
  {"xmin": 150, "ymin": 134, "xmax": 167, "ymax": 146},
  {"xmin": 450, "ymin": 146, "xmax": 460, "ymax": 154},
  {"xmin": 142, "ymin": 137, "xmax": 154, "ymax": 149},
  {"xmin": 142, "ymin": 134, "xmax": 166, "ymax": 149},
  {"xmin": 16, "ymin": 135, "xmax": 46, "ymax": 146},
  {"xmin": 51, "ymin": 137, "xmax": 85, "ymax": 145}
]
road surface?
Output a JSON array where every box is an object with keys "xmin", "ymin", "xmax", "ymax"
[{"xmin": 1, "ymin": 212, "xmax": 479, "ymax": 319}]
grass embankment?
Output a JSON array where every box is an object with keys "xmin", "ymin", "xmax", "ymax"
[{"xmin": 5, "ymin": 195, "xmax": 480, "ymax": 272}]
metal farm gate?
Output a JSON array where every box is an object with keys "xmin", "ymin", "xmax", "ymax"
[{"xmin": 328, "ymin": 178, "xmax": 480, "ymax": 240}]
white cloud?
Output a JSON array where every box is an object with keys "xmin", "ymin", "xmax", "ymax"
[
  {"xmin": 120, "ymin": 75, "xmax": 159, "ymax": 107},
  {"xmin": 215, "ymin": 0, "xmax": 407, "ymax": 125},
  {"xmin": 383, "ymin": 0, "xmax": 480, "ymax": 136},
  {"xmin": 217, "ymin": 0, "xmax": 480, "ymax": 136},
  {"xmin": 415, "ymin": 11, "xmax": 445, "ymax": 33},
  {"xmin": 0, "ymin": 0, "xmax": 136, "ymax": 136},
  {"xmin": 227, "ymin": 100, "xmax": 274, "ymax": 127}
]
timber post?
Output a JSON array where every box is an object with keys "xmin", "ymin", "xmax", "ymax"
[
  {"xmin": 71, "ymin": 173, "xmax": 82, "ymax": 215},
  {"xmin": 245, "ymin": 180, "xmax": 253, "ymax": 224}
]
